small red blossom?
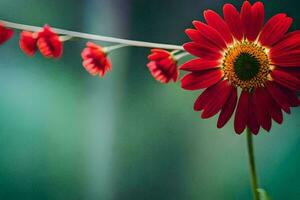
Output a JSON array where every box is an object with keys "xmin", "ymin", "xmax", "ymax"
[
  {"xmin": 147, "ymin": 49, "xmax": 178, "ymax": 83},
  {"xmin": 81, "ymin": 42, "xmax": 112, "ymax": 77},
  {"xmin": 37, "ymin": 25, "xmax": 63, "ymax": 58},
  {"xmin": 181, "ymin": 1, "xmax": 300, "ymax": 135},
  {"xmin": 0, "ymin": 23, "xmax": 14, "ymax": 45},
  {"xmin": 19, "ymin": 31, "xmax": 37, "ymax": 56}
]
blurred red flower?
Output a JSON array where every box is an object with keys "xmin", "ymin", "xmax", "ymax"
[
  {"xmin": 37, "ymin": 25, "xmax": 63, "ymax": 58},
  {"xmin": 147, "ymin": 49, "xmax": 178, "ymax": 83},
  {"xmin": 19, "ymin": 31, "xmax": 37, "ymax": 56},
  {"xmin": 0, "ymin": 23, "xmax": 14, "ymax": 45},
  {"xmin": 81, "ymin": 42, "xmax": 112, "ymax": 77}
]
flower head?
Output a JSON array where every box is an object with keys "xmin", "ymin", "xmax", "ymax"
[
  {"xmin": 81, "ymin": 42, "xmax": 112, "ymax": 77},
  {"xmin": 37, "ymin": 25, "xmax": 63, "ymax": 58},
  {"xmin": 147, "ymin": 49, "xmax": 178, "ymax": 83},
  {"xmin": 181, "ymin": 1, "xmax": 300, "ymax": 134},
  {"xmin": 19, "ymin": 31, "xmax": 37, "ymax": 56},
  {"xmin": 0, "ymin": 23, "xmax": 14, "ymax": 45}
]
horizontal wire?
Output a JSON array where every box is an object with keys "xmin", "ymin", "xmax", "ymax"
[{"xmin": 0, "ymin": 19, "xmax": 184, "ymax": 50}]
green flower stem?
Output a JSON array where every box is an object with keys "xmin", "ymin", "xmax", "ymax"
[
  {"xmin": 104, "ymin": 44, "xmax": 128, "ymax": 52},
  {"xmin": 174, "ymin": 52, "xmax": 190, "ymax": 60},
  {"xmin": 246, "ymin": 128, "xmax": 260, "ymax": 200},
  {"xmin": 0, "ymin": 19, "xmax": 184, "ymax": 50}
]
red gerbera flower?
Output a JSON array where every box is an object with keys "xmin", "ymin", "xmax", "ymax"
[
  {"xmin": 147, "ymin": 49, "xmax": 179, "ymax": 83},
  {"xmin": 0, "ymin": 23, "xmax": 14, "ymax": 45},
  {"xmin": 19, "ymin": 31, "xmax": 37, "ymax": 56},
  {"xmin": 81, "ymin": 42, "xmax": 112, "ymax": 77},
  {"xmin": 37, "ymin": 25, "xmax": 63, "ymax": 58},
  {"xmin": 181, "ymin": 1, "xmax": 300, "ymax": 135}
]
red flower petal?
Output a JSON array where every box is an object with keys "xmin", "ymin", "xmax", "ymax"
[
  {"xmin": 203, "ymin": 10, "xmax": 233, "ymax": 44},
  {"xmin": 259, "ymin": 14, "xmax": 293, "ymax": 47},
  {"xmin": 201, "ymin": 80, "xmax": 232, "ymax": 119},
  {"xmin": 270, "ymin": 31, "xmax": 300, "ymax": 56},
  {"xmin": 185, "ymin": 29, "xmax": 204, "ymax": 43},
  {"xmin": 270, "ymin": 31, "xmax": 300, "ymax": 67},
  {"xmin": 194, "ymin": 89, "xmax": 211, "ymax": 111},
  {"xmin": 253, "ymin": 88, "xmax": 272, "ymax": 132},
  {"xmin": 240, "ymin": 1, "xmax": 252, "ymax": 40},
  {"xmin": 148, "ymin": 62, "xmax": 168, "ymax": 83},
  {"xmin": 217, "ymin": 86, "xmax": 237, "ymax": 128},
  {"xmin": 241, "ymin": 1, "xmax": 265, "ymax": 41},
  {"xmin": 223, "ymin": 3, "xmax": 243, "ymax": 41},
  {"xmin": 193, "ymin": 80, "xmax": 230, "ymax": 112},
  {"xmin": 264, "ymin": 90, "xmax": 283, "ymax": 124},
  {"xmin": 148, "ymin": 49, "xmax": 170, "ymax": 60},
  {"xmin": 271, "ymin": 69, "xmax": 300, "ymax": 91},
  {"xmin": 185, "ymin": 29, "xmax": 223, "ymax": 51},
  {"xmin": 270, "ymin": 51, "xmax": 300, "ymax": 67},
  {"xmin": 285, "ymin": 89, "xmax": 300, "ymax": 107},
  {"xmin": 86, "ymin": 41, "xmax": 104, "ymax": 50},
  {"xmin": 157, "ymin": 57, "xmax": 174, "ymax": 68},
  {"xmin": 249, "ymin": 2, "xmax": 264, "ymax": 41},
  {"xmin": 193, "ymin": 80, "xmax": 222, "ymax": 111},
  {"xmin": 234, "ymin": 90, "xmax": 249, "ymax": 134},
  {"xmin": 266, "ymin": 82, "xmax": 291, "ymax": 113},
  {"xmin": 181, "ymin": 69, "xmax": 224, "ymax": 90},
  {"xmin": 19, "ymin": 31, "xmax": 37, "ymax": 56},
  {"xmin": 37, "ymin": 38, "xmax": 52, "ymax": 58},
  {"xmin": 273, "ymin": 68, "xmax": 300, "ymax": 80},
  {"xmin": 180, "ymin": 58, "xmax": 220, "ymax": 72},
  {"xmin": 50, "ymin": 36, "xmax": 63, "ymax": 58},
  {"xmin": 183, "ymin": 42, "xmax": 222, "ymax": 60},
  {"xmin": 247, "ymin": 96, "xmax": 260, "ymax": 135},
  {"xmin": 0, "ymin": 23, "xmax": 14, "ymax": 45},
  {"xmin": 192, "ymin": 21, "xmax": 227, "ymax": 50}
]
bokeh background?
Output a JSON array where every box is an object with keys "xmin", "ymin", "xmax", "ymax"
[{"xmin": 0, "ymin": 0, "xmax": 299, "ymax": 199}]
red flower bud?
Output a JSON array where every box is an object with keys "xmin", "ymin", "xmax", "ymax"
[
  {"xmin": 37, "ymin": 25, "xmax": 63, "ymax": 58},
  {"xmin": 19, "ymin": 31, "xmax": 37, "ymax": 56},
  {"xmin": 147, "ymin": 49, "xmax": 178, "ymax": 83},
  {"xmin": 81, "ymin": 42, "xmax": 112, "ymax": 77},
  {"xmin": 0, "ymin": 23, "xmax": 14, "ymax": 45}
]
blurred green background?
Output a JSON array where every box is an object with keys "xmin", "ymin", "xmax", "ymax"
[{"xmin": 0, "ymin": 0, "xmax": 299, "ymax": 199}]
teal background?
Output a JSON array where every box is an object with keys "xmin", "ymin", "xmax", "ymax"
[{"xmin": 0, "ymin": 0, "xmax": 299, "ymax": 199}]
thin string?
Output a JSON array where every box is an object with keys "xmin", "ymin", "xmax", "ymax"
[{"xmin": 0, "ymin": 19, "xmax": 184, "ymax": 50}]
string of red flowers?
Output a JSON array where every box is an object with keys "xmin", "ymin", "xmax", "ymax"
[{"xmin": 0, "ymin": 20, "xmax": 187, "ymax": 80}]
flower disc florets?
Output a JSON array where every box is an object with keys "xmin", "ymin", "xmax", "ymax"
[{"xmin": 222, "ymin": 41, "xmax": 270, "ymax": 91}]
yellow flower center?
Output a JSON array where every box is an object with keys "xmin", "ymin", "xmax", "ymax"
[{"xmin": 222, "ymin": 41, "xmax": 271, "ymax": 91}]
